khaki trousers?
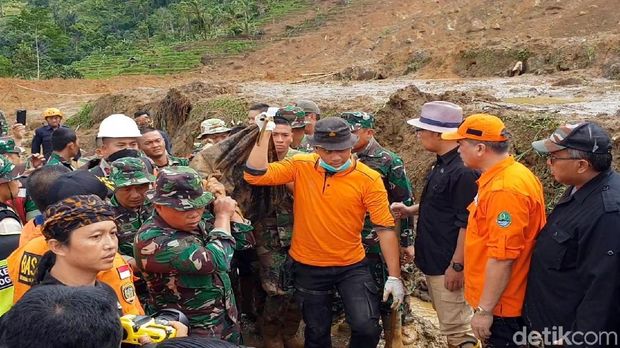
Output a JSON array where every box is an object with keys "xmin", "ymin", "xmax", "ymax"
[{"xmin": 426, "ymin": 274, "xmax": 477, "ymax": 347}]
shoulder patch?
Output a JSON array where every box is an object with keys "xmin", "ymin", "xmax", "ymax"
[
  {"xmin": 121, "ymin": 283, "xmax": 136, "ymax": 304},
  {"xmin": 496, "ymin": 211, "xmax": 512, "ymax": 228},
  {"xmin": 18, "ymin": 252, "xmax": 41, "ymax": 285},
  {"xmin": 116, "ymin": 264, "xmax": 131, "ymax": 280}
]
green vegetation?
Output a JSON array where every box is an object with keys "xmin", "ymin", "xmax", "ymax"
[
  {"xmin": 0, "ymin": 0, "xmax": 309, "ymax": 79},
  {"xmin": 65, "ymin": 102, "xmax": 94, "ymax": 128}
]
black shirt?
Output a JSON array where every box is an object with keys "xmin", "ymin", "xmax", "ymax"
[
  {"xmin": 524, "ymin": 169, "xmax": 620, "ymax": 336},
  {"xmin": 414, "ymin": 147, "xmax": 479, "ymax": 276},
  {"xmin": 34, "ymin": 271, "xmax": 122, "ymax": 314}
]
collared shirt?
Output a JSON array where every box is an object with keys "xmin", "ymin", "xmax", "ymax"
[
  {"xmin": 415, "ymin": 147, "xmax": 479, "ymax": 276},
  {"xmin": 244, "ymin": 153, "xmax": 395, "ymax": 267},
  {"xmin": 524, "ymin": 169, "xmax": 620, "ymax": 334},
  {"xmin": 464, "ymin": 156, "xmax": 546, "ymax": 317},
  {"xmin": 356, "ymin": 138, "xmax": 415, "ymax": 252},
  {"xmin": 31, "ymin": 125, "xmax": 67, "ymax": 159},
  {"xmin": 153, "ymin": 154, "xmax": 190, "ymax": 169},
  {"xmin": 109, "ymin": 195, "xmax": 153, "ymax": 257},
  {"xmin": 45, "ymin": 152, "xmax": 75, "ymax": 170}
]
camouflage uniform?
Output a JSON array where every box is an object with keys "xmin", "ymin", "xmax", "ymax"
[
  {"xmin": 134, "ymin": 167, "xmax": 249, "ymax": 343},
  {"xmin": 278, "ymin": 106, "xmax": 313, "ymax": 153},
  {"xmin": 45, "ymin": 152, "xmax": 75, "ymax": 170},
  {"xmin": 254, "ymin": 147, "xmax": 303, "ymax": 343},
  {"xmin": 0, "ymin": 137, "xmax": 38, "ymax": 222},
  {"xmin": 0, "ymin": 111, "xmax": 8, "ymax": 136},
  {"xmin": 108, "ymin": 157, "xmax": 156, "ymax": 257},
  {"xmin": 166, "ymin": 155, "xmax": 190, "ymax": 167},
  {"xmin": 296, "ymin": 135, "xmax": 314, "ymax": 153},
  {"xmin": 342, "ymin": 111, "xmax": 415, "ymax": 325}
]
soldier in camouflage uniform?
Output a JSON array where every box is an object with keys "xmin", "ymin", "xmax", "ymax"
[
  {"xmin": 294, "ymin": 100, "xmax": 320, "ymax": 153},
  {"xmin": 108, "ymin": 157, "xmax": 155, "ymax": 257},
  {"xmin": 134, "ymin": 166, "xmax": 252, "ymax": 343},
  {"xmin": 138, "ymin": 127, "xmax": 189, "ymax": 169},
  {"xmin": 341, "ymin": 111, "xmax": 415, "ymax": 335},
  {"xmin": 252, "ymin": 108, "xmax": 304, "ymax": 348},
  {"xmin": 45, "ymin": 127, "xmax": 80, "ymax": 171}
]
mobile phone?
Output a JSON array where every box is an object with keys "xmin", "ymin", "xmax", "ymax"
[{"xmin": 16, "ymin": 109, "xmax": 26, "ymax": 125}]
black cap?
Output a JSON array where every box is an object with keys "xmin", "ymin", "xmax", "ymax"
[
  {"xmin": 532, "ymin": 122, "xmax": 612, "ymax": 155},
  {"xmin": 306, "ymin": 117, "xmax": 359, "ymax": 151},
  {"xmin": 48, "ymin": 171, "xmax": 108, "ymax": 205}
]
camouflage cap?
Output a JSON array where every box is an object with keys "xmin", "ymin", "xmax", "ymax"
[
  {"xmin": 110, "ymin": 157, "xmax": 156, "ymax": 189},
  {"xmin": 341, "ymin": 111, "xmax": 376, "ymax": 130},
  {"xmin": 532, "ymin": 122, "xmax": 612, "ymax": 155},
  {"xmin": 151, "ymin": 166, "xmax": 214, "ymax": 211},
  {"xmin": 0, "ymin": 154, "xmax": 19, "ymax": 184},
  {"xmin": 0, "ymin": 137, "xmax": 20, "ymax": 154},
  {"xmin": 197, "ymin": 118, "xmax": 232, "ymax": 138},
  {"xmin": 276, "ymin": 106, "xmax": 306, "ymax": 129}
]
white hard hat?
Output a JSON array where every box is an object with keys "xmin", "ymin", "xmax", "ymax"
[{"xmin": 97, "ymin": 114, "xmax": 142, "ymax": 138}]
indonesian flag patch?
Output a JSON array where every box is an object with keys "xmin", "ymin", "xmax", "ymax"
[{"xmin": 116, "ymin": 265, "xmax": 131, "ymax": 280}]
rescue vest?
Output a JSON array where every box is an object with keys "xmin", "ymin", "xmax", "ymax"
[{"xmin": 6, "ymin": 237, "xmax": 144, "ymax": 315}]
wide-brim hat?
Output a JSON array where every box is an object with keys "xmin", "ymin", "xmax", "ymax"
[
  {"xmin": 406, "ymin": 101, "xmax": 463, "ymax": 133},
  {"xmin": 306, "ymin": 117, "xmax": 359, "ymax": 151},
  {"xmin": 0, "ymin": 163, "xmax": 24, "ymax": 184}
]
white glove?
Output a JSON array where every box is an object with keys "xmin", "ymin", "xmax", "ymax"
[
  {"xmin": 383, "ymin": 276, "xmax": 405, "ymax": 309},
  {"xmin": 254, "ymin": 112, "xmax": 276, "ymax": 132}
]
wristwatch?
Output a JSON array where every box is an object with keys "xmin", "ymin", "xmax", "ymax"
[
  {"xmin": 474, "ymin": 306, "xmax": 493, "ymax": 316},
  {"xmin": 451, "ymin": 261, "xmax": 464, "ymax": 272}
]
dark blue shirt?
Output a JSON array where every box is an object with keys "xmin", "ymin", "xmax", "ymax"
[{"xmin": 31, "ymin": 125, "xmax": 68, "ymax": 159}]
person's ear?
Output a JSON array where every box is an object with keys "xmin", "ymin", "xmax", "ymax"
[
  {"xmin": 576, "ymin": 159, "xmax": 591, "ymax": 174},
  {"xmin": 48, "ymin": 239, "xmax": 68, "ymax": 256}
]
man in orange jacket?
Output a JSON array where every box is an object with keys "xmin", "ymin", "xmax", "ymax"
[{"xmin": 441, "ymin": 114, "xmax": 546, "ymax": 347}]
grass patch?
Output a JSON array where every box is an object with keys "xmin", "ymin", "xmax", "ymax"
[
  {"xmin": 72, "ymin": 39, "xmax": 256, "ymax": 79},
  {"xmin": 65, "ymin": 102, "xmax": 94, "ymax": 129}
]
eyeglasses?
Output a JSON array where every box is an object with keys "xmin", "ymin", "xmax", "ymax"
[{"xmin": 546, "ymin": 155, "xmax": 581, "ymax": 164}]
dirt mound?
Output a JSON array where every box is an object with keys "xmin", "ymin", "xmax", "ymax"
[
  {"xmin": 80, "ymin": 81, "xmax": 242, "ymax": 155},
  {"xmin": 373, "ymin": 84, "xmax": 620, "ymax": 206}
]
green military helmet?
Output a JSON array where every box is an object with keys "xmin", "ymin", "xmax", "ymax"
[
  {"xmin": 0, "ymin": 154, "xmax": 20, "ymax": 184},
  {"xmin": 110, "ymin": 157, "xmax": 156, "ymax": 189},
  {"xmin": 151, "ymin": 166, "xmax": 214, "ymax": 211},
  {"xmin": 0, "ymin": 137, "xmax": 20, "ymax": 155},
  {"xmin": 276, "ymin": 106, "xmax": 306, "ymax": 129},
  {"xmin": 341, "ymin": 111, "xmax": 375, "ymax": 130}
]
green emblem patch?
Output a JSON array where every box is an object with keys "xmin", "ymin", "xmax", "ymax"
[{"xmin": 496, "ymin": 211, "xmax": 512, "ymax": 228}]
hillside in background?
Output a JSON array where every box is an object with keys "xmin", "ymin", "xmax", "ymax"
[{"xmin": 0, "ymin": 0, "xmax": 309, "ymax": 78}]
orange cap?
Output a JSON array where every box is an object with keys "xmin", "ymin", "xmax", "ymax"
[{"xmin": 441, "ymin": 114, "xmax": 508, "ymax": 141}]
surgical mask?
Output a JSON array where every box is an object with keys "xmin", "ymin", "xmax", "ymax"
[{"xmin": 319, "ymin": 158, "xmax": 352, "ymax": 173}]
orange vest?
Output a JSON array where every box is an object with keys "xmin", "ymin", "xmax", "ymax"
[
  {"xmin": 19, "ymin": 219, "xmax": 42, "ymax": 247},
  {"xmin": 6, "ymin": 237, "xmax": 144, "ymax": 315}
]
